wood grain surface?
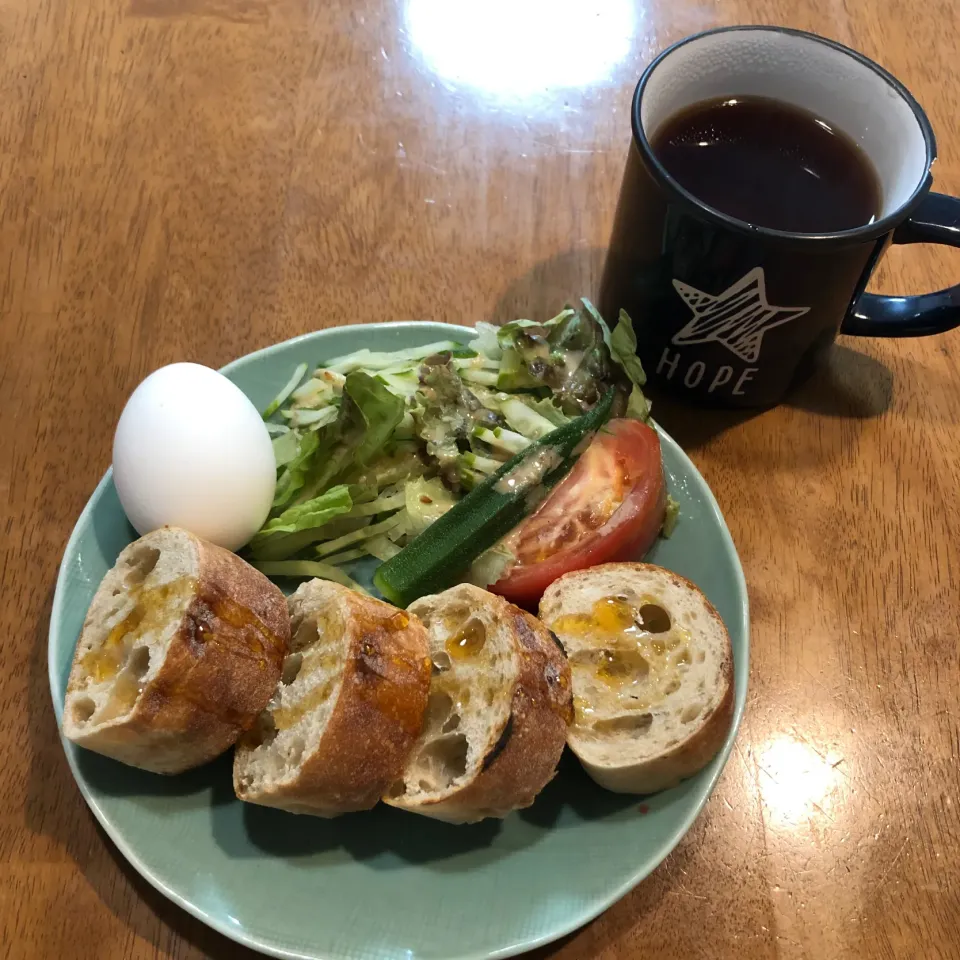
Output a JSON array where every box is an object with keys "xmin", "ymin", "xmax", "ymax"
[{"xmin": 1, "ymin": 1, "xmax": 958, "ymax": 958}]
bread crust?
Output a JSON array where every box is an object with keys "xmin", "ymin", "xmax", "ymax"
[
  {"xmin": 390, "ymin": 591, "xmax": 572, "ymax": 823},
  {"xmin": 63, "ymin": 529, "xmax": 290, "ymax": 774},
  {"xmin": 540, "ymin": 562, "xmax": 734, "ymax": 795},
  {"xmin": 234, "ymin": 582, "xmax": 431, "ymax": 816}
]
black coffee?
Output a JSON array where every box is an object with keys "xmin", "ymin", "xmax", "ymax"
[{"xmin": 650, "ymin": 96, "xmax": 882, "ymax": 233}]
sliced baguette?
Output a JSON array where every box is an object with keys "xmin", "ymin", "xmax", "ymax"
[
  {"xmin": 233, "ymin": 579, "xmax": 431, "ymax": 816},
  {"xmin": 540, "ymin": 563, "xmax": 734, "ymax": 794},
  {"xmin": 385, "ymin": 584, "xmax": 573, "ymax": 824},
  {"xmin": 62, "ymin": 527, "xmax": 290, "ymax": 774}
]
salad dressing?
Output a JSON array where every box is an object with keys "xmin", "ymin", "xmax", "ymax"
[
  {"xmin": 253, "ymin": 301, "xmax": 651, "ymax": 604},
  {"xmin": 493, "ymin": 447, "xmax": 563, "ymax": 495},
  {"xmin": 550, "ymin": 595, "xmax": 693, "ymax": 722}
]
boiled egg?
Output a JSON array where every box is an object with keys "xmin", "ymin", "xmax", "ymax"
[{"xmin": 113, "ymin": 363, "xmax": 276, "ymax": 551}]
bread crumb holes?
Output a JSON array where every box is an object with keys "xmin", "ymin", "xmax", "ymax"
[
  {"xmin": 638, "ymin": 604, "xmax": 671, "ymax": 633},
  {"xmin": 292, "ymin": 619, "xmax": 318, "ymax": 653},
  {"xmin": 594, "ymin": 713, "xmax": 653, "ymax": 735},
  {"xmin": 124, "ymin": 545, "xmax": 160, "ymax": 585},
  {"xmin": 281, "ymin": 653, "xmax": 303, "ymax": 686},
  {"xmin": 681, "ymin": 705, "xmax": 702, "ymax": 724},
  {"xmin": 73, "ymin": 697, "xmax": 96, "ymax": 724},
  {"xmin": 127, "ymin": 646, "xmax": 150, "ymax": 681}
]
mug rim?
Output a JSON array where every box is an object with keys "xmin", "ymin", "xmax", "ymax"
[{"xmin": 631, "ymin": 25, "xmax": 937, "ymax": 246}]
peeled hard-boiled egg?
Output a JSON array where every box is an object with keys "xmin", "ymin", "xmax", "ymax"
[{"xmin": 113, "ymin": 363, "xmax": 276, "ymax": 552}]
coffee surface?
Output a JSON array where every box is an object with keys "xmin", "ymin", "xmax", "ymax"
[{"xmin": 650, "ymin": 96, "xmax": 882, "ymax": 233}]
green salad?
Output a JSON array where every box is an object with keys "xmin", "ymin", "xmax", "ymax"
[{"xmin": 247, "ymin": 300, "xmax": 665, "ymax": 595}]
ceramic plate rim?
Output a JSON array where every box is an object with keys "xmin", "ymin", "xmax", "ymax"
[{"xmin": 48, "ymin": 321, "xmax": 750, "ymax": 960}]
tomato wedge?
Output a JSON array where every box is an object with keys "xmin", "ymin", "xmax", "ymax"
[{"xmin": 491, "ymin": 419, "xmax": 666, "ymax": 609}]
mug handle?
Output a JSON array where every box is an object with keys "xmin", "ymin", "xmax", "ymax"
[{"xmin": 841, "ymin": 192, "xmax": 960, "ymax": 337}]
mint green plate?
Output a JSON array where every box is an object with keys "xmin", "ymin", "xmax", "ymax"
[{"xmin": 49, "ymin": 323, "xmax": 748, "ymax": 960}]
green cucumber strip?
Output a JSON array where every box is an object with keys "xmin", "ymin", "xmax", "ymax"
[{"xmin": 373, "ymin": 388, "xmax": 615, "ymax": 607}]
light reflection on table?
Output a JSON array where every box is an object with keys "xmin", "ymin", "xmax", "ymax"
[{"xmin": 405, "ymin": 0, "xmax": 637, "ymax": 100}]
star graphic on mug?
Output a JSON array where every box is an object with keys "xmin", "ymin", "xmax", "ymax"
[{"xmin": 671, "ymin": 267, "xmax": 810, "ymax": 364}]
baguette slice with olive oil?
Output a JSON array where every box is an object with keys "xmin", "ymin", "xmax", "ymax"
[
  {"xmin": 384, "ymin": 584, "xmax": 573, "ymax": 824},
  {"xmin": 233, "ymin": 579, "xmax": 431, "ymax": 816},
  {"xmin": 540, "ymin": 563, "xmax": 734, "ymax": 794},
  {"xmin": 63, "ymin": 527, "xmax": 290, "ymax": 774}
]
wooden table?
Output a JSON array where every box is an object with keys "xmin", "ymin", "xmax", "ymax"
[{"xmin": 2, "ymin": 0, "xmax": 958, "ymax": 958}]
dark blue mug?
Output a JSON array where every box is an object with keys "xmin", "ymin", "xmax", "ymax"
[{"xmin": 599, "ymin": 26, "xmax": 960, "ymax": 407}]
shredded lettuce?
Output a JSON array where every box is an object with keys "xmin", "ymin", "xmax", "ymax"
[
  {"xmin": 526, "ymin": 396, "xmax": 570, "ymax": 427},
  {"xmin": 321, "ymin": 547, "xmax": 368, "ymax": 566},
  {"xmin": 315, "ymin": 514, "xmax": 405, "ymax": 559},
  {"xmin": 248, "ymin": 301, "xmax": 672, "ymax": 574},
  {"xmin": 344, "ymin": 490, "xmax": 405, "ymax": 518},
  {"xmin": 414, "ymin": 360, "xmax": 504, "ymax": 483},
  {"xmin": 346, "ymin": 444, "xmax": 425, "ymax": 491},
  {"xmin": 291, "ymin": 373, "xmax": 341, "ymax": 409},
  {"xmin": 403, "ymin": 477, "xmax": 457, "ymax": 537},
  {"xmin": 262, "ymin": 362, "xmax": 308, "ymax": 419},
  {"xmin": 271, "ymin": 430, "xmax": 300, "ymax": 467},
  {"xmin": 347, "ymin": 373, "xmax": 406, "ymax": 465},
  {"xmin": 498, "ymin": 397, "xmax": 560, "ymax": 440},
  {"xmin": 468, "ymin": 323, "xmax": 501, "ymax": 360},
  {"xmin": 282, "ymin": 406, "xmax": 339, "ymax": 430},
  {"xmin": 365, "ymin": 536, "xmax": 402, "ymax": 562},
  {"xmin": 458, "ymin": 452, "xmax": 501, "ymax": 474},
  {"xmin": 474, "ymin": 426, "xmax": 530, "ymax": 457},
  {"xmin": 321, "ymin": 341, "xmax": 463, "ymax": 375},
  {"xmin": 251, "ymin": 559, "xmax": 368, "ymax": 593},
  {"xmin": 465, "ymin": 541, "xmax": 516, "ymax": 589}
]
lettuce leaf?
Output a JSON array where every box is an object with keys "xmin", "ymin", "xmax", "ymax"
[
  {"xmin": 271, "ymin": 430, "xmax": 300, "ymax": 468},
  {"xmin": 608, "ymin": 309, "xmax": 652, "ymax": 421},
  {"xmin": 295, "ymin": 371, "xmax": 405, "ymax": 504},
  {"xmin": 349, "ymin": 371, "xmax": 407, "ymax": 464},
  {"xmin": 272, "ymin": 429, "xmax": 320, "ymax": 508},
  {"xmin": 250, "ymin": 484, "xmax": 353, "ymax": 547},
  {"xmin": 493, "ymin": 303, "xmax": 616, "ymax": 414},
  {"xmin": 609, "ymin": 309, "xmax": 647, "ymax": 387}
]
